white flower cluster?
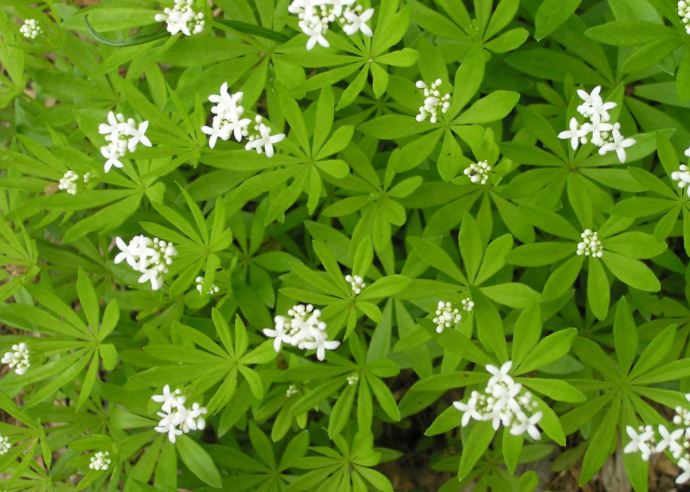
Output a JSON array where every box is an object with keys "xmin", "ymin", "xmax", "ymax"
[
  {"xmin": 263, "ymin": 304, "xmax": 341, "ymax": 361},
  {"xmin": 114, "ymin": 236, "xmax": 177, "ymax": 291},
  {"xmin": 0, "ymin": 435, "xmax": 11, "ymax": 455},
  {"xmin": 154, "ymin": 0, "xmax": 205, "ymax": 37},
  {"xmin": 286, "ymin": 384, "xmax": 300, "ymax": 397},
  {"xmin": 152, "ymin": 385, "xmax": 207, "ymax": 444},
  {"xmin": 345, "ymin": 274, "xmax": 366, "ymax": 295},
  {"xmin": 558, "ymin": 86, "xmax": 636, "ymax": 163},
  {"xmin": 288, "ymin": 0, "xmax": 374, "ymax": 50},
  {"xmin": 576, "ymin": 229, "xmax": 603, "ymax": 258},
  {"xmin": 201, "ymin": 83, "xmax": 285, "ymax": 157},
  {"xmin": 464, "ymin": 161, "xmax": 492, "ymax": 185},
  {"xmin": 88, "ymin": 451, "xmax": 111, "ymax": 471},
  {"xmin": 2, "ymin": 342, "xmax": 29, "ymax": 375},
  {"xmin": 624, "ymin": 394, "xmax": 690, "ymax": 484},
  {"xmin": 453, "ymin": 361, "xmax": 543, "ymax": 440},
  {"xmin": 20, "ymin": 19, "xmax": 41, "ymax": 39},
  {"xmin": 433, "ymin": 301, "xmax": 462, "ymax": 334},
  {"xmin": 58, "ymin": 170, "xmax": 91, "ymax": 195},
  {"xmin": 98, "ymin": 112, "xmax": 151, "ymax": 173},
  {"xmin": 671, "ymin": 165, "xmax": 690, "ymax": 194},
  {"xmin": 679, "ymin": 1, "xmax": 690, "ymax": 34},
  {"xmin": 347, "ymin": 374, "xmax": 359, "ymax": 385},
  {"xmin": 195, "ymin": 276, "xmax": 220, "ymax": 295},
  {"xmin": 461, "ymin": 297, "xmax": 475, "ymax": 312},
  {"xmin": 415, "ymin": 79, "xmax": 451, "ymax": 124}
]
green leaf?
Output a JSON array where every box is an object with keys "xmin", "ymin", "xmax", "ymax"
[
  {"xmin": 177, "ymin": 435, "xmax": 222, "ymax": 488},
  {"xmin": 602, "ymin": 252, "xmax": 660, "ymax": 292},
  {"xmin": 535, "ymin": 0, "xmax": 582, "ymax": 40},
  {"xmin": 458, "ymin": 421, "xmax": 495, "ymax": 479}
]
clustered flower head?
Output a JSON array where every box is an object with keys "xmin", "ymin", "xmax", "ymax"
[
  {"xmin": 0, "ymin": 435, "xmax": 11, "ymax": 455},
  {"xmin": 461, "ymin": 297, "xmax": 475, "ymax": 312},
  {"xmin": 576, "ymin": 229, "xmax": 603, "ymax": 258},
  {"xmin": 152, "ymin": 385, "xmax": 207, "ymax": 444},
  {"xmin": 20, "ymin": 18, "xmax": 41, "ymax": 39},
  {"xmin": 415, "ymin": 79, "xmax": 451, "ymax": 124},
  {"xmin": 98, "ymin": 112, "xmax": 151, "ymax": 173},
  {"xmin": 195, "ymin": 276, "xmax": 219, "ymax": 295},
  {"xmin": 345, "ymin": 274, "xmax": 366, "ymax": 295},
  {"xmin": 58, "ymin": 170, "xmax": 91, "ymax": 195},
  {"xmin": 286, "ymin": 384, "xmax": 300, "ymax": 397},
  {"xmin": 263, "ymin": 304, "xmax": 341, "ymax": 361},
  {"xmin": 347, "ymin": 374, "xmax": 359, "ymax": 385},
  {"xmin": 453, "ymin": 361, "xmax": 543, "ymax": 439},
  {"xmin": 114, "ymin": 235, "xmax": 177, "ymax": 291},
  {"xmin": 154, "ymin": 0, "xmax": 205, "ymax": 36},
  {"xmin": 88, "ymin": 451, "xmax": 111, "ymax": 471},
  {"xmin": 671, "ymin": 164, "xmax": 690, "ymax": 193},
  {"xmin": 201, "ymin": 83, "xmax": 284, "ymax": 157},
  {"xmin": 433, "ymin": 301, "xmax": 462, "ymax": 333},
  {"xmin": 464, "ymin": 161, "xmax": 492, "ymax": 185},
  {"xmin": 2, "ymin": 342, "xmax": 30, "ymax": 375},
  {"xmin": 624, "ymin": 394, "xmax": 690, "ymax": 484},
  {"xmin": 288, "ymin": 0, "xmax": 374, "ymax": 50},
  {"xmin": 679, "ymin": 1, "xmax": 690, "ymax": 34},
  {"xmin": 558, "ymin": 86, "xmax": 636, "ymax": 163}
]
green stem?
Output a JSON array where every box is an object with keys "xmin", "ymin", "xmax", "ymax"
[
  {"xmin": 213, "ymin": 19, "xmax": 290, "ymax": 42},
  {"xmin": 85, "ymin": 16, "xmax": 169, "ymax": 47}
]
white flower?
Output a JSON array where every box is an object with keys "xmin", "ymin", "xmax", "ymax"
[
  {"xmin": 685, "ymin": 145, "xmax": 690, "ymax": 158},
  {"xmin": 89, "ymin": 451, "xmax": 112, "ymax": 471},
  {"xmin": 510, "ymin": 411, "xmax": 543, "ymax": 440},
  {"xmin": 624, "ymin": 425, "xmax": 655, "ymax": 461},
  {"xmin": 678, "ymin": 457, "xmax": 690, "ymax": 484},
  {"xmin": 656, "ymin": 425, "xmax": 684, "ymax": 458},
  {"xmin": 155, "ymin": 0, "xmax": 205, "ymax": 36},
  {"xmin": 263, "ymin": 304, "xmax": 340, "ymax": 361},
  {"xmin": 461, "ymin": 297, "xmax": 474, "ymax": 312},
  {"xmin": 0, "ymin": 435, "xmax": 11, "ymax": 455},
  {"xmin": 679, "ymin": 1, "xmax": 690, "ymax": 35},
  {"xmin": 244, "ymin": 116, "xmax": 285, "ymax": 158},
  {"xmin": 342, "ymin": 8, "xmax": 374, "ymax": 36},
  {"xmin": 587, "ymin": 118, "xmax": 613, "ymax": 147},
  {"xmin": 2, "ymin": 342, "xmax": 30, "ymax": 375},
  {"xmin": 289, "ymin": 0, "xmax": 375, "ymax": 49},
  {"xmin": 98, "ymin": 112, "xmax": 151, "ymax": 173},
  {"xmin": 347, "ymin": 374, "xmax": 359, "ymax": 385},
  {"xmin": 451, "ymin": 361, "xmax": 542, "ymax": 439},
  {"xmin": 299, "ymin": 17, "xmax": 330, "ymax": 50},
  {"xmin": 576, "ymin": 229, "xmax": 603, "ymax": 258},
  {"xmin": 345, "ymin": 274, "xmax": 366, "ymax": 295},
  {"xmin": 58, "ymin": 170, "xmax": 80, "ymax": 195},
  {"xmin": 114, "ymin": 236, "xmax": 177, "ymax": 291},
  {"xmin": 286, "ymin": 384, "xmax": 300, "ymax": 398},
  {"xmin": 576, "ymin": 86, "xmax": 616, "ymax": 122},
  {"xmin": 20, "ymin": 19, "xmax": 41, "ymax": 40},
  {"xmin": 486, "ymin": 361, "xmax": 513, "ymax": 388},
  {"xmin": 598, "ymin": 123, "xmax": 635, "ymax": 163},
  {"xmin": 415, "ymin": 79, "xmax": 451, "ymax": 124},
  {"xmin": 152, "ymin": 386, "xmax": 207, "ymax": 444},
  {"xmin": 195, "ymin": 276, "xmax": 219, "ymax": 295},
  {"xmin": 464, "ymin": 161, "xmax": 491, "ymax": 185},
  {"xmin": 151, "ymin": 384, "xmax": 186, "ymax": 413},
  {"xmin": 432, "ymin": 301, "xmax": 462, "ymax": 333},
  {"xmin": 558, "ymin": 117, "xmax": 586, "ymax": 151},
  {"xmin": 672, "ymin": 164, "xmax": 690, "ymax": 194}
]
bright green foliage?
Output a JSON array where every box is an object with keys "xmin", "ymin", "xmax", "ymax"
[{"xmin": 2, "ymin": 0, "xmax": 690, "ymax": 491}]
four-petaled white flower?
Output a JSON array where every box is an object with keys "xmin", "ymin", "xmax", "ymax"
[
  {"xmin": 558, "ymin": 117, "xmax": 586, "ymax": 150},
  {"xmin": 598, "ymin": 123, "xmax": 636, "ymax": 163},
  {"xmin": 624, "ymin": 425, "xmax": 655, "ymax": 461},
  {"xmin": 245, "ymin": 116, "xmax": 286, "ymax": 157},
  {"xmin": 342, "ymin": 8, "xmax": 374, "ymax": 36}
]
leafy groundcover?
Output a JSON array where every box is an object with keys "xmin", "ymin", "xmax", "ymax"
[{"xmin": 2, "ymin": 0, "xmax": 690, "ymax": 490}]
